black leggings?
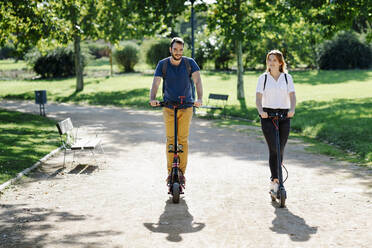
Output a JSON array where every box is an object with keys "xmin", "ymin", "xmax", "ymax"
[{"xmin": 260, "ymin": 110, "xmax": 290, "ymax": 181}]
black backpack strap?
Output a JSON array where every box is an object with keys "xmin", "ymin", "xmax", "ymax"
[
  {"xmin": 183, "ymin": 57, "xmax": 195, "ymax": 101},
  {"xmin": 161, "ymin": 57, "xmax": 170, "ymax": 95},
  {"xmin": 162, "ymin": 57, "xmax": 169, "ymax": 79},
  {"xmin": 284, "ymin": 73, "xmax": 289, "ymax": 91},
  {"xmin": 263, "ymin": 74, "xmax": 267, "ymax": 91},
  {"xmin": 263, "ymin": 73, "xmax": 287, "ymax": 91},
  {"xmin": 284, "ymin": 73, "xmax": 288, "ymax": 85},
  {"xmin": 183, "ymin": 57, "xmax": 192, "ymax": 78}
]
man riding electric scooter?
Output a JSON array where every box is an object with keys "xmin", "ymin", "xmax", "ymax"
[{"xmin": 149, "ymin": 37, "xmax": 203, "ymax": 201}]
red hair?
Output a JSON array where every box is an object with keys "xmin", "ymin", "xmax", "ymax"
[{"xmin": 266, "ymin": 50, "xmax": 287, "ymax": 73}]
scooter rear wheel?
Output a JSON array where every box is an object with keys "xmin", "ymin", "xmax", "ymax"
[
  {"xmin": 279, "ymin": 189, "xmax": 286, "ymax": 208},
  {"xmin": 172, "ymin": 183, "xmax": 180, "ymax": 203}
]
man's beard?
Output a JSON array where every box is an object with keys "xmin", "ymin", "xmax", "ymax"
[{"xmin": 171, "ymin": 53, "xmax": 182, "ymax": 61}]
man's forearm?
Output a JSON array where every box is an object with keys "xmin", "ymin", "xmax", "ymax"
[
  {"xmin": 150, "ymin": 77, "xmax": 161, "ymax": 100},
  {"xmin": 195, "ymin": 81, "xmax": 203, "ymax": 100},
  {"xmin": 150, "ymin": 85, "xmax": 158, "ymax": 100},
  {"xmin": 193, "ymin": 73, "xmax": 203, "ymax": 100}
]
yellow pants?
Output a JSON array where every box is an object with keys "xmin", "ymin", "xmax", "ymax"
[{"xmin": 163, "ymin": 107, "xmax": 193, "ymax": 174}]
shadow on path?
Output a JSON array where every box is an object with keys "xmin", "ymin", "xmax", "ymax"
[
  {"xmin": 143, "ymin": 199, "xmax": 205, "ymax": 242},
  {"xmin": 0, "ymin": 204, "xmax": 122, "ymax": 247},
  {"xmin": 270, "ymin": 203, "xmax": 318, "ymax": 242}
]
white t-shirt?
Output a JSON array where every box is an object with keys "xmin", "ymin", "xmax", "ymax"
[{"xmin": 256, "ymin": 72, "xmax": 295, "ymax": 109}]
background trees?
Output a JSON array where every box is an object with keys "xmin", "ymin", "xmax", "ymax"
[
  {"xmin": 208, "ymin": 0, "xmax": 261, "ymax": 100},
  {"xmin": 1, "ymin": 0, "xmax": 370, "ymax": 97},
  {"xmin": 0, "ymin": 0, "xmax": 189, "ymax": 91}
]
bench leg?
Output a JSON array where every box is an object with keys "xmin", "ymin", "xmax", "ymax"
[
  {"xmin": 63, "ymin": 149, "xmax": 67, "ymax": 168},
  {"xmin": 72, "ymin": 150, "xmax": 76, "ymax": 165},
  {"xmin": 90, "ymin": 150, "xmax": 98, "ymax": 165},
  {"xmin": 96, "ymin": 143, "xmax": 106, "ymax": 165},
  {"xmin": 99, "ymin": 143, "xmax": 105, "ymax": 154}
]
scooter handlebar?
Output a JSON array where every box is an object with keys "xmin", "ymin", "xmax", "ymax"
[
  {"xmin": 152, "ymin": 101, "xmax": 195, "ymax": 108},
  {"xmin": 267, "ymin": 112, "xmax": 288, "ymax": 120}
]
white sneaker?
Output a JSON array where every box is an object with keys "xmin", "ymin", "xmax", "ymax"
[{"xmin": 270, "ymin": 181, "xmax": 279, "ymax": 194}]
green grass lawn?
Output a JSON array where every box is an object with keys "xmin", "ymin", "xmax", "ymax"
[
  {"xmin": 0, "ymin": 59, "xmax": 371, "ymax": 170},
  {"xmin": 0, "ymin": 109, "xmax": 60, "ymax": 184},
  {"xmin": 0, "ymin": 59, "xmax": 28, "ymax": 70}
]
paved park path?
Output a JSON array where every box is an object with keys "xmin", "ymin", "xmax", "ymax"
[{"xmin": 0, "ymin": 100, "xmax": 371, "ymax": 248}]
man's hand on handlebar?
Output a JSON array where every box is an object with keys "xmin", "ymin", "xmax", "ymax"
[
  {"xmin": 194, "ymin": 99, "xmax": 203, "ymax": 108},
  {"xmin": 150, "ymin": 100, "xmax": 160, "ymax": 107}
]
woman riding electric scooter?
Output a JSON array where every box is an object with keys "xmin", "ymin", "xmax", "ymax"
[{"xmin": 255, "ymin": 50, "xmax": 297, "ymax": 207}]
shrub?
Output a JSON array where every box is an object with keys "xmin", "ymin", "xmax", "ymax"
[
  {"xmin": 213, "ymin": 43, "xmax": 233, "ymax": 70},
  {"xmin": 145, "ymin": 39, "xmax": 170, "ymax": 68},
  {"xmin": 113, "ymin": 41, "xmax": 140, "ymax": 72},
  {"xmin": 83, "ymin": 42, "xmax": 110, "ymax": 58},
  {"xmin": 27, "ymin": 47, "xmax": 88, "ymax": 78},
  {"xmin": 194, "ymin": 40, "xmax": 215, "ymax": 70},
  {"xmin": 317, "ymin": 31, "xmax": 372, "ymax": 70},
  {"xmin": 0, "ymin": 43, "xmax": 17, "ymax": 59}
]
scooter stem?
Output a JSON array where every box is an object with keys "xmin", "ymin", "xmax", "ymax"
[
  {"xmin": 274, "ymin": 118, "xmax": 284, "ymax": 187},
  {"xmin": 174, "ymin": 106, "xmax": 178, "ymax": 155}
]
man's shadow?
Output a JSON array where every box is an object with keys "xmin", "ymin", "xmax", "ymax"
[
  {"xmin": 270, "ymin": 202, "xmax": 318, "ymax": 242},
  {"xmin": 144, "ymin": 198, "xmax": 205, "ymax": 242}
]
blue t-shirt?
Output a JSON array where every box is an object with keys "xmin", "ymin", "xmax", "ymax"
[{"xmin": 154, "ymin": 57, "xmax": 200, "ymax": 107}]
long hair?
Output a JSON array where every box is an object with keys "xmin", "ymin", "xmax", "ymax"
[{"xmin": 266, "ymin": 50, "xmax": 287, "ymax": 73}]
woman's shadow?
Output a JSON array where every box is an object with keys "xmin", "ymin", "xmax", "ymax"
[
  {"xmin": 143, "ymin": 198, "xmax": 205, "ymax": 242},
  {"xmin": 270, "ymin": 202, "xmax": 318, "ymax": 242}
]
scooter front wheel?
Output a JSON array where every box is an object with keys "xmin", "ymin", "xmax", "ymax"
[{"xmin": 172, "ymin": 183, "xmax": 180, "ymax": 203}]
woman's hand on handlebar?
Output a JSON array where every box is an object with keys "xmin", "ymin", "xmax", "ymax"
[
  {"xmin": 287, "ymin": 111, "xmax": 295, "ymax": 118},
  {"xmin": 150, "ymin": 100, "xmax": 160, "ymax": 107},
  {"xmin": 260, "ymin": 111, "xmax": 268, "ymax": 118},
  {"xmin": 194, "ymin": 99, "xmax": 203, "ymax": 107}
]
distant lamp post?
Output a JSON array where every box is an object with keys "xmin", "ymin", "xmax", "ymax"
[{"xmin": 190, "ymin": 0, "xmax": 195, "ymax": 59}]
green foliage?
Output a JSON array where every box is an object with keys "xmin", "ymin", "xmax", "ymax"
[
  {"xmin": 114, "ymin": 42, "xmax": 140, "ymax": 72},
  {"xmin": 145, "ymin": 39, "xmax": 169, "ymax": 68},
  {"xmin": 133, "ymin": 0, "xmax": 188, "ymax": 36},
  {"xmin": 0, "ymin": 0, "xmax": 55, "ymax": 57},
  {"xmin": 27, "ymin": 47, "xmax": 88, "ymax": 78},
  {"xmin": 288, "ymin": 0, "xmax": 372, "ymax": 38},
  {"xmin": 317, "ymin": 31, "xmax": 372, "ymax": 70}
]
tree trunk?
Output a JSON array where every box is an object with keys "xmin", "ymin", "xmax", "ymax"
[
  {"xmin": 236, "ymin": 40, "xmax": 245, "ymax": 100},
  {"xmin": 74, "ymin": 34, "xmax": 84, "ymax": 92},
  {"xmin": 109, "ymin": 43, "xmax": 113, "ymax": 76}
]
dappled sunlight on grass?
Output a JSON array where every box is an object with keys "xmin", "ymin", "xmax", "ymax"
[
  {"xmin": 291, "ymin": 70, "xmax": 372, "ymax": 85},
  {"xmin": 292, "ymin": 98, "xmax": 372, "ymax": 164},
  {"xmin": 0, "ymin": 109, "xmax": 59, "ymax": 184}
]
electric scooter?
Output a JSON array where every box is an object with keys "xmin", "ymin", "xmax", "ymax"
[
  {"xmin": 268, "ymin": 112, "xmax": 289, "ymax": 208},
  {"xmin": 156, "ymin": 96, "xmax": 193, "ymax": 203}
]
